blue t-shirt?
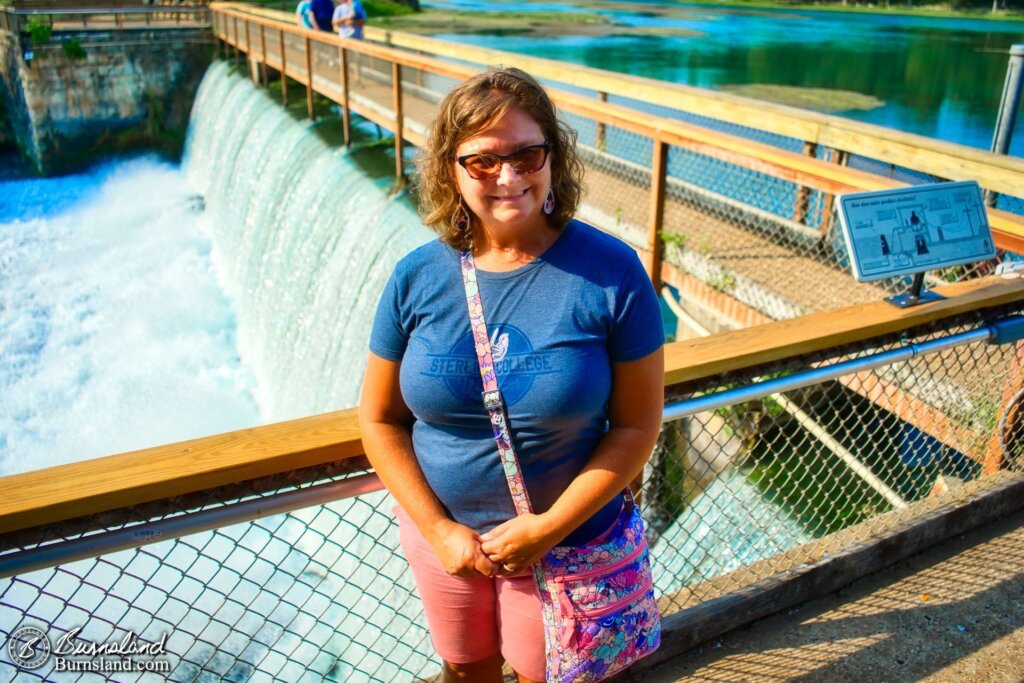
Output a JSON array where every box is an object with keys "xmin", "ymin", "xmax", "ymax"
[
  {"xmin": 369, "ymin": 220, "xmax": 664, "ymax": 545},
  {"xmin": 310, "ymin": 0, "xmax": 334, "ymax": 31},
  {"xmin": 296, "ymin": 0, "xmax": 314, "ymax": 29}
]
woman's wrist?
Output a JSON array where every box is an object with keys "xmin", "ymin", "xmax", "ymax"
[
  {"xmin": 536, "ymin": 509, "xmax": 574, "ymax": 546},
  {"xmin": 425, "ymin": 516, "xmax": 459, "ymax": 545}
]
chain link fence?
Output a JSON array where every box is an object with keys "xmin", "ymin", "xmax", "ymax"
[
  {"xmin": 218, "ymin": 9, "xmax": 1022, "ymax": 329},
  {"xmin": 2, "ymin": 305, "xmax": 1022, "ymax": 681},
  {"xmin": 647, "ymin": 306, "xmax": 1024, "ymax": 612}
]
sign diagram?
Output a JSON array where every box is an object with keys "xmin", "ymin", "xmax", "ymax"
[{"xmin": 837, "ymin": 181, "xmax": 995, "ymax": 282}]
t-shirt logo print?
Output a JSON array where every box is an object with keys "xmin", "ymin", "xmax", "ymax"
[
  {"xmin": 489, "ymin": 329, "xmax": 509, "ymax": 362},
  {"xmin": 424, "ymin": 324, "xmax": 556, "ymax": 406}
]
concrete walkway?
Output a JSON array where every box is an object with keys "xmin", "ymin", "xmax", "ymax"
[{"xmin": 636, "ymin": 508, "xmax": 1024, "ymax": 682}]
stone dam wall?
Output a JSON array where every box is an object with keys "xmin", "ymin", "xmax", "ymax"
[{"xmin": 0, "ymin": 24, "xmax": 211, "ymax": 174}]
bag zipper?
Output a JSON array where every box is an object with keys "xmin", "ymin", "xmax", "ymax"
[
  {"xmin": 553, "ymin": 538, "xmax": 647, "ymax": 583},
  {"xmin": 575, "ymin": 574, "xmax": 654, "ymax": 618}
]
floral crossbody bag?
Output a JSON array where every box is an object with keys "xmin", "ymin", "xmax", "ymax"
[{"xmin": 459, "ymin": 248, "xmax": 661, "ymax": 683}]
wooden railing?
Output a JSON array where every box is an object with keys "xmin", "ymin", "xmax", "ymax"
[
  {"xmin": 0, "ymin": 4, "xmax": 211, "ymax": 32},
  {"xmin": 361, "ymin": 25, "xmax": 1024, "ymax": 200},
  {"xmin": 209, "ymin": 1, "xmax": 1024, "ymax": 274},
  {"xmin": 0, "ymin": 275, "xmax": 1020, "ymax": 536}
]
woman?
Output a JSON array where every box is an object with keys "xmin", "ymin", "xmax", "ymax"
[{"xmin": 359, "ymin": 67, "xmax": 664, "ymax": 683}]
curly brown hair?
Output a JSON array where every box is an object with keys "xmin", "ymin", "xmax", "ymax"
[{"xmin": 415, "ymin": 66, "xmax": 586, "ymax": 252}]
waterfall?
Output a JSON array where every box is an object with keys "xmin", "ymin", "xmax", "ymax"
[
  {"xmin": 172, "ymin": 62, "xmax": 438, "ymax": 681},
  {"xmin": 184, "ymin": 61, "xmax": 431, "ymax": 420}
]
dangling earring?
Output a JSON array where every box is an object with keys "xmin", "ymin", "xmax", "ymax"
[
  {"xmin": 543, "ymin": 188, "xmax": 555, "ymax": 215},
  {"xmin": 452, "ymin": 197, "xmax": 471, "ymax": 234}
]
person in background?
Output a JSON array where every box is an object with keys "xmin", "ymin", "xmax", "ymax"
[
  {"xmin": 332, "ymin": 0, "xmax": 367, "ymax": 39},
  {"xmin": 296, "ymin": 0, "xmax": 315, "ymax": 29},
  {"xmin": 310, "ymin": 0, "xmax": 335, "ymax": 31}
]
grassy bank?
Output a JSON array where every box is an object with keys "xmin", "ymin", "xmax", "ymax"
[
  {"xmin": 371, "ymin": 6, "xmax": 702, "ymax": 38},
  {"xmin": 668, "ymin": 0, "xmax": 1024, "ymax": 21}
]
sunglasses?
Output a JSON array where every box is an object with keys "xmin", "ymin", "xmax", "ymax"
[{"xmin": 456, "ymin": 141, "xmax": 551, "ymax": 180}]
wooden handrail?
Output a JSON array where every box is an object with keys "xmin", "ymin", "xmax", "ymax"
[
  {"xmin": 0, "ymin": 275, "xmax": 1020, "ymax": 536},
  {"xmin": 211, "ymin": 4, "xmax": 1024, "ymax": 253},
  {"xmin": 353, "ymin": 19, "xmax": 1024, "ymax": 200}
]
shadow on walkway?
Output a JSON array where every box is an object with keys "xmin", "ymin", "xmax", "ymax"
[{"xmin": 635, "ymin": 508, "xmax": 1024, "ymax": 682}]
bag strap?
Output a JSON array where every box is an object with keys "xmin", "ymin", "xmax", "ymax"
[{"xmin": 459, "ymin": 248, "xmax": 534, "ymax": 517}]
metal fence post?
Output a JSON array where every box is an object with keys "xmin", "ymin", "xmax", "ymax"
[{"xmin": 987, "ymin": 44, "xmax": 1023, "ymax": 207}]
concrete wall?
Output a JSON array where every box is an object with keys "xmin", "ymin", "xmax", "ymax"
[{"xmin": 0, "ymin": 27, "xmax": 211, "ymax": 174}]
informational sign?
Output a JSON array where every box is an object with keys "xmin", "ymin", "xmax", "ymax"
[{"xmin": 837, "ymin": 181, "xmax": 995, "ymax": 282}]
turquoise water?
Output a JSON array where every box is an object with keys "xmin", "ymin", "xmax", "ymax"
[{"xmin": 425, "ymin": 0, "xmax": 1024, "ymax": 157}]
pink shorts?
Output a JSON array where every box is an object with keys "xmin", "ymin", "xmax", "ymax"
[{"xmin": 395, "ymin": 506, "xmax": 547, "ymax": 681}]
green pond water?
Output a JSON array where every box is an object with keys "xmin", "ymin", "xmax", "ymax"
[{"xmin": 423, "ymin": 0, "xmax": 1024, "ymax": 158}]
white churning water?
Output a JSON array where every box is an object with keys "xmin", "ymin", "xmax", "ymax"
[{"xmin": 0, "ymin": 157, "xmax": 261, "ymax": 474}]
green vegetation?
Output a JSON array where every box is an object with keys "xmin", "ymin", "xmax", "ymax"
[
  {"xmin": 729, "ymin": 381, "xmax": 986, "ymax": 538},
  {"xmin": 363, "ymin": 0, "xmax": 415, "ymax": 17},
  {"xmin": 25, "ymin": 17, "xmax": 52, "ymax": 45},
  {"xmin": 369, "ymin": 7, "xmax": 701, "ymax": 38},
  {"xmin": 659, "ymin": 230, "xmax": 688, "ymax": 249},
  {"xmin": 62, "ymin": 39, "xmax": 87, "ymax": 60},
  {"xmin": 717, "ymin": 84, "xmax": 884, "ymax": 113},
  {"xmin": 371, "ymin": 8, "xmax": 605, "ymax": 35}
]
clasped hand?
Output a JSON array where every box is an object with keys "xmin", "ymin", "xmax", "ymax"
[
  {"xmin": 429, "ymin": 514, "xmax": 556, "ymax": 578},
  {"xmin": 480, "ymin": 513, "xmax": 556, "ymax": 577}
]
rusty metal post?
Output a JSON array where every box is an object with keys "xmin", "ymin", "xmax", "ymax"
[
  {"xmin": 340, "ymin": 46, "xmax": 351, "ymax": 146},
  {"xmin": 647, "ymin": 140, "xmax": 668, "ymax": 290},
  {"xmin": 792, "ymin": 141, "xmax": 818, "ymax": 225},
  {"xmin": 304, "ymin": 37, "xmax": 314, "ymax": 120},
  {"xmin": 393, "ymin": 61, "xmax": 405, "ymax": 184}
]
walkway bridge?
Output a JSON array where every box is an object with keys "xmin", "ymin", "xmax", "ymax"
[{"xmin": 0, "ymin": 5, "xmax": 1023, "ymax": 680}]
